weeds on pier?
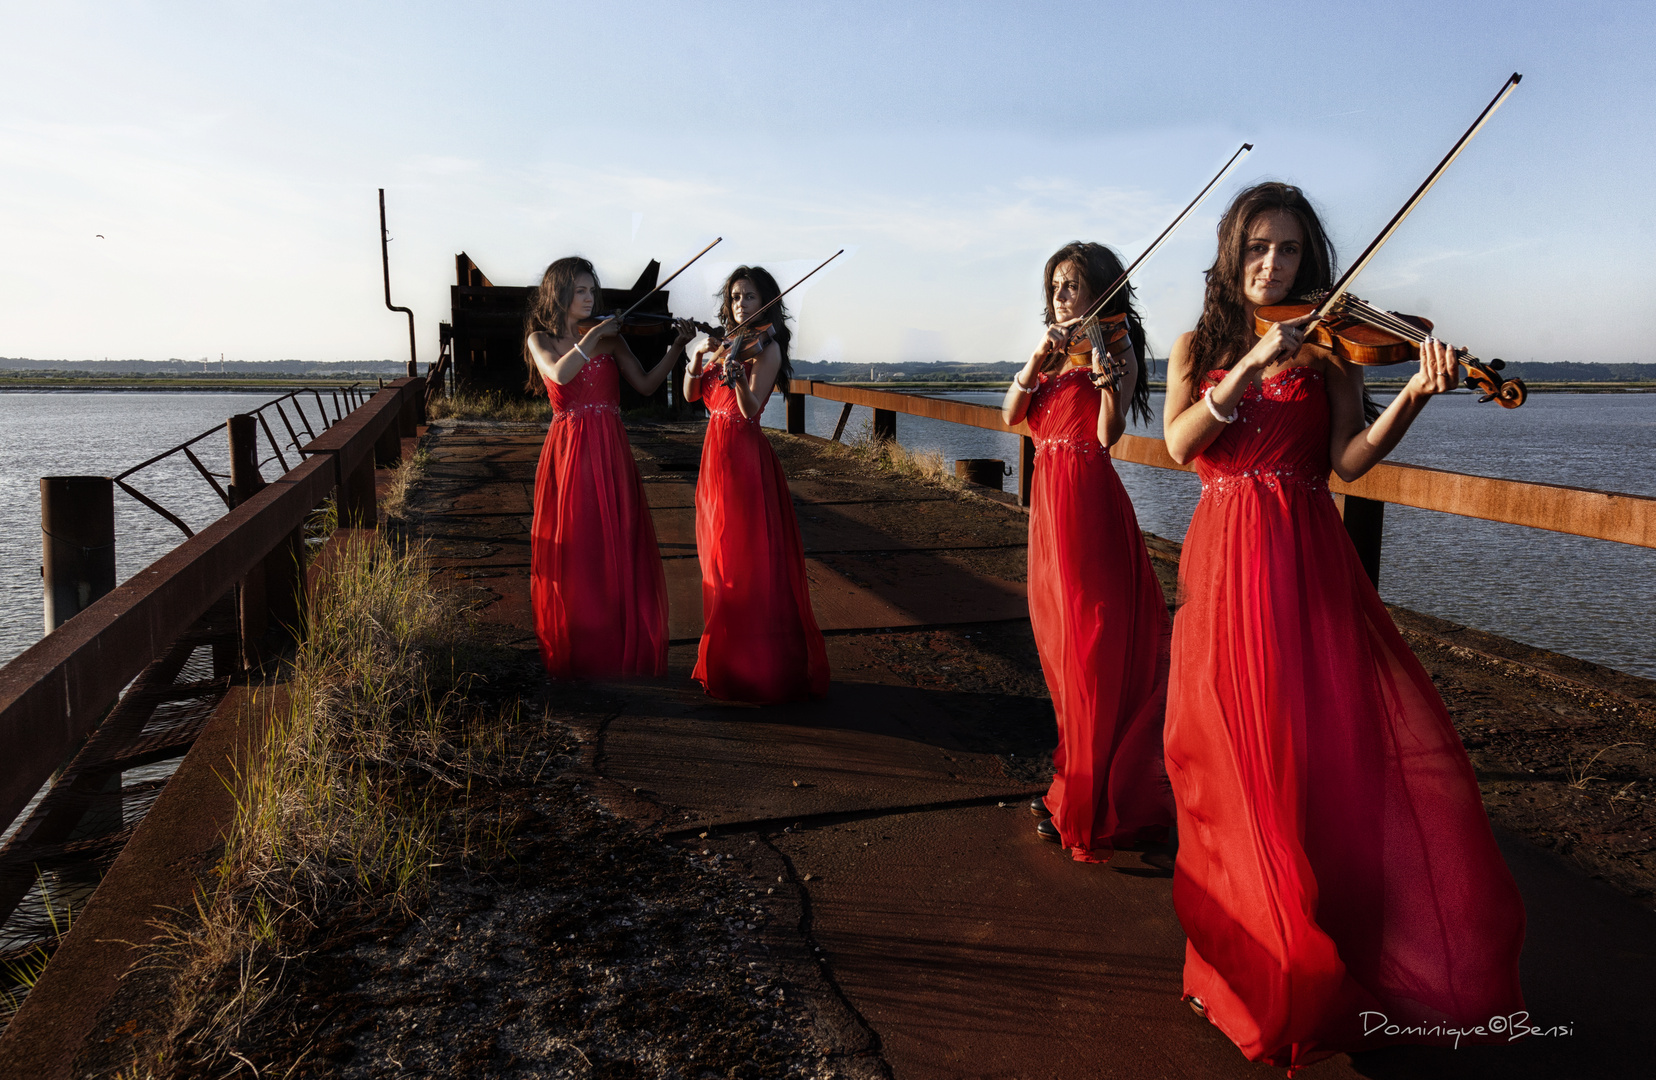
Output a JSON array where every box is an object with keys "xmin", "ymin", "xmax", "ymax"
[
  {"xmin": 842, "ymin": 417, "xmax": 961, "ymax": 489},
  {"xmin": 119, "ymin": 531, "xmax": 528, "ymax": 1077},
  {"xmin": 427, "ymin": 390, "xmax": 553, "ymax": 424}
]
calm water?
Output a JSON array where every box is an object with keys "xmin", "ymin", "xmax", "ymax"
[
  {"xmin": 0, "ymin": 392, "xmax": 283, "ymax": 666},
  {"xmin": 761, "ymin": 388, "xmax": 1656, "ymax": 678},
  {"xmin": 1, "ymin": 390, "xmax": 1650, "ymax": 678}
]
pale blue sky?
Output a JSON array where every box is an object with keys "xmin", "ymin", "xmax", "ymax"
[{"xmin": 3, "ymin": 0, "xmax": 1652, "ymax": 366}]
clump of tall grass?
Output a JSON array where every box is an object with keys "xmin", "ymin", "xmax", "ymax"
[
  {"xmin": 839, "ymin": 417, "xmax": 962, "ymax": 490},
  {"xmin": 123, "ymin": 532, "xmax": 524, "ymax": 1075},
  {"xmin": 428, "ymin": 390, "xmax": 553, "ymax": 423},
  {"xmin": 380, "ymin": 446, "xmax": 431, "ymax": 531}
]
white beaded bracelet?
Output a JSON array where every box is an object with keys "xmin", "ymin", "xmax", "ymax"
[
  {"xmin": 572, "ymin": 343, "xmax": 589, "ymax": 361},
  {"xmin": 1205, "ymin": 393, "xmax": 1237, "ymax": 424},
  {"xmin": 1013, "ymin": 372, "xmax": 1037, "ymax": 393}
]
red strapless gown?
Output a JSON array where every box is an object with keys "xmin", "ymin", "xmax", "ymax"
[
  {"xmin": 531, "ymin": 354, "xmax": 668, "ymax": 677},
  {"xmin": 1165, "ymin": 366, "xmax": 1524, "ymax": 1071},
  {"xmin": 1026, "ymin": 367, "xmax": 1174, "ymax": 862},
  {"xmin": 691, "ymin": 366, "xmax": 828, "ymax": 702}
]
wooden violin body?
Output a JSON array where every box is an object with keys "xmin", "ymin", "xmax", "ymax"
[
  {"xmin": 1046, "ymin": 311, "xmax": 1132, "ymax": 390},
  {"xmin": 1255, "ymin": 291, "xmax": 1526, "ymax": 409}
]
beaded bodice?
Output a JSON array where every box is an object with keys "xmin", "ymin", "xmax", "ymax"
[
  {"xmin": 545, "ymin": 352, "xmax": 621, "ymax": 422},
  {"xmin": 700, "ymin": 360, "xmax": 762, "ymax": 424},
  {"xmin": 1195, "ymin": 366, "xmax": 1330, "ymax": 500},
  {"xmin": 1026, "ymin": 367, "xmax": 1106, "ymax": 456}
]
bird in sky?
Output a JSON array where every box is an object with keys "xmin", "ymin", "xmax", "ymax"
[{"xmin": 95, "ymin": 234, "xmax": 104, "ymax": 239}]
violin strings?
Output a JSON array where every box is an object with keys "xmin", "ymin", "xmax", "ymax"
[{"xmin": 1342, "ymin": 299, "xmax": 1490, "ymax": 368}]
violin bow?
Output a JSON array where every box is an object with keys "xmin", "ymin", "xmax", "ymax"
[
  {"xmin": 720, "ymin": 249, "xmax": 846, "ymax": 340},
  {"xmin": 1312, "ymin": 73, "xmax": 1522, "ymax": 327},
  {"xmin": 1075, "ymin": 141, "xmax": 1255, "ymax": 327},
  {"xmin": 612, "ymin": 236, "xmax": 723, "ymax": 322}
]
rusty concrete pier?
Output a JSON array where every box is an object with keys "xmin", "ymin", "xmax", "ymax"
[{"xmin": 409, "ymin": 415, "xmax": 1656, "ymax": 1079}]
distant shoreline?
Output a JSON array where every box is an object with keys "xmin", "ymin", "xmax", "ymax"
[{"xmin": 2, "ymin": 378, "xmax": 1652, "ymax": 394}]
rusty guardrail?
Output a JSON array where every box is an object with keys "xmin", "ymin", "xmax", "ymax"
[
  {"xmin": 786, "ymin": 379, "xmax": 1656, "ymax": 581},
  {"xmin": 0, "ymin": 378, "xmax": 424, "ymax": 841}
]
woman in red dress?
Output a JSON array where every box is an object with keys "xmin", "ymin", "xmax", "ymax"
[
  {"xmin": 1161, "ymin": 183, "xmax": 1525, "ymax": 1071},
  {"xmin": 682, "ymin": 266, "xmax": 828, "ymax": 703},
  {"xmin": 524, "ymin": 256, "xmax": 686, "ymax": 678},
  {"xmin": 1002, "ymin": 242, "xmax": 1174, "ymax": 863}
]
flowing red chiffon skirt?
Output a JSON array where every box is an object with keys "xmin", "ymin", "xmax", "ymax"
[
  {"xmin": 530, "ymin": 355, "xmax": 668, "ymax": 678},
  {"xmin": 692, "ymin": 368, "xmax": 828, "ymax": 703},
  {"xmin": 1165, "ymin": 366, "xmax": 1524, "ymax": 1072},
  {"xmin": 1026, "ymin": 368, "xmax": 1173, "ymax": 862}
]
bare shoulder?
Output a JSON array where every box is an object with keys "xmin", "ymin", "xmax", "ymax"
[{"xmin": 526, "ymin": 330, "xmax": 560, "ymax": 360}]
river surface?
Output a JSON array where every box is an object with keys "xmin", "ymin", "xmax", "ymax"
[
  {"xmin": 0, "ymin": 389, "xmax": 1650, "ymax": 678},
  {"xmin": 761, "ymin": 388, "xmax": 1655, "ymax": 678}
]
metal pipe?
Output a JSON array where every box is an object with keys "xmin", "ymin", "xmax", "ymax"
[
  {"xmin": 41, "ymin": 476, "xmax": 116, "ymax": 633},
  {"xmin": 379, "ymin": 188, "xmax": 417, "ymax": 377}
]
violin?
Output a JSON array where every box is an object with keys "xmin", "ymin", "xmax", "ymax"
[
  {"xmin": 1255, "ymin": 290, "xmax": 1527, "ymax": 408},
  {"xmin": 1044, "ymin": 311, "xmax": 1133, "ymax": 390},
  {"xmin": 706, "ymin": 323, "xmax": 778, "ymax": 387},
  {"xmin": 575, "ymin": 312, "xmax": 716, "ymax": 337}
]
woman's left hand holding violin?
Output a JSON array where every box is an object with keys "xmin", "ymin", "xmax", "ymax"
[{"xmin": 1405, "ymin": 336, "xmax": 1461, "ymax": 401}]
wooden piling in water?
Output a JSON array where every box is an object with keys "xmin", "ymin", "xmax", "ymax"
[{"xmin": 40, "ymin": 476, "xmax": 116, "ymax": 634}]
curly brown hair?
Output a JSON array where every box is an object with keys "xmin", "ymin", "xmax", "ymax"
[
  {"xmin": 716, "ymin": 266, "xmax": 794, "ymax": 398},
  {"xmin": 1185, "ymin": 183, "xmax": 1336, "ymax": 399},
  {"xmin": 522, "ymin": 256, "xmax": 599, "ymax": 393},
  {"xmin": 1040, "ymin": 241, "xmax": 1152, "ymax": 426}
]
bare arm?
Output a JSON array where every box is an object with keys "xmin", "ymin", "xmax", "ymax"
[
  {"xmin": 1162, "ymin": 316, "xmax": 1313, "ymax": 465},
  {"xmin": 1094, "ymin": 342, "xmax": 1138, "ymax": 447},
  {"xmin": 682, "ymin": 337, "xmax": 715, "ymax": 403},
  {"xmin": 1325, "ymin": 337, "xmax": 1461, "ymax": 481},
  {"xmin": 527, "ymin": 318, "xmax": 622, "ymax": 386},
  {"xmin": 728, "ymin": 341, "xmax": 783, "ymax": 419},
  {"xmin": 1001, "ymin": 324, "xmax": 1073, "ymax": 426},
  {"xmin": 614, "ymin": 333, "xmax": 678, "ymax": 397}
]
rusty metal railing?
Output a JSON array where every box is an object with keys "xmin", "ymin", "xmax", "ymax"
[
  {"xmin": 112, "ymin": 384, "xmax": 371, "ymax": 538},
  {"xmin": 785, "ymin": 380, "xmax": 1656, "ymax": 580}
]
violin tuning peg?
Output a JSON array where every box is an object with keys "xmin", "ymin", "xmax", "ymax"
[{"xmin": 1488, "ymin": 358, "xmax": 1506, "ymax": 370}]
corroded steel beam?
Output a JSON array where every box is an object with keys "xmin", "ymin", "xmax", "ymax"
[{"xmin": 789, "ymin": 379, "xmax": 1654, "ymax": 548}]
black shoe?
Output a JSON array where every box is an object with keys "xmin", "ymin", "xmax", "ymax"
[
  {"xmin": 1029, "ymin": 796, "xmax": 1051, "ymax": 819},
  {"xmin": 1035, "ymin": 818, "xmax": 1061, "ymax": 844}
]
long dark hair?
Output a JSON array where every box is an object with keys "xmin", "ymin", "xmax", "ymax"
[
  {"xmin": 1186, "ymin": 182, "xmax": 1335, "ymax": 396},
  {"xmin": 1041, "ymin": 241, "xmax": 1152, "ymax": 425},
  {"xmin": 523, "ymin": 256, "xmax": 598, "ymax": 393},
  {"xmin": 717, "ymin": 266, "xmax": 793, "ymax": 398}
]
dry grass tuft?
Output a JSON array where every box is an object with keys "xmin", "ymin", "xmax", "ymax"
[
  {"xmin": 837, "ymin": 417, "xmax": 963, "ymax": 490},
  {"xmin": 117, "ymin": 532, "xmax": 526, "ymax": 1077},
  {"xmin": 427, "ymin": 391, "xmax": 553, "ymax": 424},
  {"xmin": 379, "ymin": 447, "xmax": 431, "ymax": 530}
]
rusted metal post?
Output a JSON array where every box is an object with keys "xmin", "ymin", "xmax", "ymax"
[
  {"xmin": 380, "ymin": 188, "xmax": 418, "ymax": 377},
  {"xmin": 1339, "ymin": 494, "xmax": 1386, "ymax": 587},
  {"xmin": 1018, "ymin": 436, "xmax": 1036, "ymax": 508},
  {"xmin": 831, "ymin": 403, "xmax": 854, "ymax": 443},
  {"xmin": 872, "ymin": 408, "xmax": 896, "ymax": 442},
  {"xmin": 41, "ymin": 477, "xmax": 116, "ymax": 633},
  {"xmin": 227, "ymin": 415, "xmax": 265, "ymax": 507},
  {"xmin": 955, "ymin": 459, "xmax": 1006, "ymax": 491},
  {"xmin": 229, "ymin": 415, "xmax": 270, "ymax": 667},
  {"xmin": 786, "ymin": 389, "xmax": 806, "ymax": 435}
]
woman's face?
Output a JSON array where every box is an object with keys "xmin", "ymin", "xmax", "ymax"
[
  {"xmin": 729, "ymin": 278, "xmax": 763, "ymax": 324},
  {"xmin": 569, "ymin": 274, "xmax": 597, "ymax": 320},
  {"xmin": 1050, "ymin": 260, "xmax": 1092, "ymax": 323},
  {"xmin": 1241, "ymin": 211, "xmax": 1304, "ymax": 310}
]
